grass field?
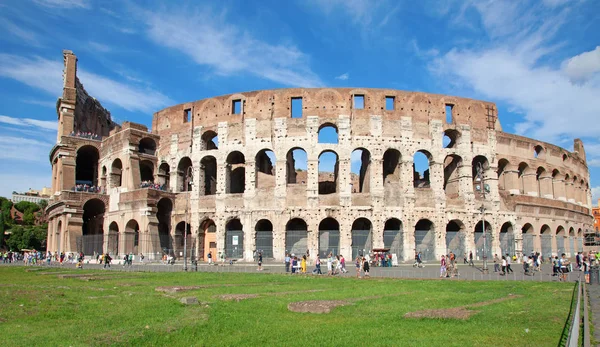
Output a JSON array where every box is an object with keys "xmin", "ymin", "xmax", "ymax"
[{"xmin": 0, "ymin": 266, "xmax": 574, "ymax": 346}]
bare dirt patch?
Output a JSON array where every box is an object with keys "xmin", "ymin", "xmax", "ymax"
[
  {"xmin": 156, "ymin": 282, "xmax": 283, "ymax": 294},
  {"xmin": 404, "ymin": 294, "xmax": 522, "ymax": 320},
  {"xmin": 288, "ymin": 300, "xmax": 349, "ymax": 314},
  {"xmin": 218, "ymin": 294, "xmax": 259, "ymax": 301}
]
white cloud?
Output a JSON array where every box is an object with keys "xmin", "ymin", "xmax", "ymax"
[
  {"xmin": 22, "ymin": 99, "xmax": 56, "ymax": 108},
  {"xmin": 592, "ymin": 186, "xmax": 600, "ymax": 205},
  {"xmin": 0, "ymin": 18, "xmax": 40, "ymax": 45},
  {"xmin": 33, "ymin": 0, "xmax": 90, "ymax": 9},
  {"xmin": 309, "ymin": 0, "xmax": 399, "ymax": 29},
  {"xmin": 88, "ymin": 41, "xmax": 112, "ymax": 53},
  {"xmin": 0, "ymin": 115, "xmax": 57, "ymax": 131},
  {"xmin": 0, "ymin": 136, "xmax": 53, "ymax": 164},
  {"xmin": 562, "ymin": 46, "xmax": 600, "ymax": 82},
  {"xmin": 335, "ymin": 73, "xmax": 349, "ymax": 81},
  {"xmin": 142, "ymin": 6, "xmax": 322, "ymax": 87},
  {"xmin": 0, "ymin": 54, "xmax": 171, "ymax": 113}
]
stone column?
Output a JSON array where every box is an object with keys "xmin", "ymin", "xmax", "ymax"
[
  {"xmin": 553, "ymin": 174, "xmax": 566, "ymax": 201},
  {"xmin": 539, "ymin": 174, "xmax": 553, "ymax": 199}
]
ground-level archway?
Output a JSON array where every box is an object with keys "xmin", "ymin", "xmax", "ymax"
[
  {"xmin": 255, "ymin": 219, "xmax": 273, "ymax": 258},
  {"xmin": 445, "ymin": 220, "xmax": 466, "ymax": 258},
  {"xmin": 383, "ymin": 218, "xmax": 403, "ymax": 261},
  {"xmin": 286, "ymin": 218, "xmax": 308, "ymax": 257},
  {"xmin": 415, "ymin": 219, "xmax": 435, "ymax": 261},
  {"xmin": 318, "ymin": 217, "xmax": 340, "ymax": 257},
  {"xmin": 499, "ymin": 222, "xmax": 515, "ymax": 256},
  {"xmin": 81, "ymin": 199, "xmax": 105, "ymax": 255},
  {"xmin": 225, "ymin": 219, "xmax": 244, "ymax": 258},
  {"xmin": 351, "ymin": 218, "xmax": 373, "ymax": 259}
]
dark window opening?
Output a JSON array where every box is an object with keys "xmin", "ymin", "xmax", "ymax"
[
  {"xmin": 226, "ymin": 151, "xmax": 245, "ymax": 194},
  {"xmin": 351, "ymin": 148, "xmax": 371, "ymax": 193},
  {"xmin": 354, "ymin": 95, "xmax": 364, "ymax": 109},
  {"xmin": 201, "ymin": 156, "xmax": 217, "ymax": 195},
  {"xmin": 232, "ymin": 99, "xmax": 242, "ymax": 115},
  {"xmin": 286, "ymin": 148, "xmax": 307, "ymax": 185},
  {"xmin": 385, "ymin": 96, "xmax": 395, "ymax": 111},
  {"xmin": 318, "ymin": 151, "xmax": 339, "ymax": 195},
  {"xmin": 184, "ymin": 109, "xmax": 191, "ymax": 123},
  {"xmin": 291, "ymin": 97, "xmax": 303, "ymax": 118}
]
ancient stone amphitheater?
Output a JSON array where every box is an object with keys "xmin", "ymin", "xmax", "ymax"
[{"xmin": 46, "ymin": 51, "xmax": 593, "ymax": 262}]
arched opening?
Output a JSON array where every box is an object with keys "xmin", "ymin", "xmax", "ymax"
[
  {"xmin": 81, "ymin": 198, "xmax": 105, "ymax": 255},
  {"xmin": 536, "ymin": 167, "xmax": 547, "ymax": 197},
  {"xmin": 177, "ymin": 157, "xmax": 193, "ymax": 192},
  {"xmin": 76, "ymin": 145, "xmax": 99, "ymax": 187},
  {"xmin": 318, "ymin": 123, "xmax": 338, "ymax": 144},
  {"xmin": 138, "ymin": 137, "xmax": 156, "ymax": 155},
  {"xmin": 472, "ymin": 155, "xmax": 490, "ymax": 198},
  {"xmin": 200, "ymin": 219, "xmax": 217, "ymax": 260},
  {"xmin": 200, "ymin": 156, "xmax": 217, "ymax": 195},
  {"xmin": 100, "ymin": 166, "xmax": 107, "ymax": 189},
  {"xmin": 534, "ymin": 145, "xmax": 545, "ymax": 159},
  {"xmin": 576, "ymin": 228, "xmax": 583, "ymax": 252},
  {"xmin": 474, "ymin": 220, "xmax": 492, "ymax": 261},
  {"xmin": 551, "ymin": 169, "xmax": 560, "ymax": 198},
  {"xmin": 413, "ymin": 150, "xmax": 431, "ymax": 188},
  {"xmin": 442, "ymin": 129, "xmax": 460, "ymax": 149},
  {"xmin": 499, "ymin": 222, "xmax": 515, "ymax": 256},
  {"xmin": 318, "ymin": 150, "xmax": 339, "ymax": 194},
  {"xmin": 518, "ymin": 162, "xmax": 529, "ymax": 194},
  {"xmin": 124, "ymin": 219, "xmax": 140, "ymax": 255},
  {"xmin": 415, "ymin": 219, "xmax": 435, "ymax": 261},
  {"xmin": 225, "ymin": 218, "xmax": 244, "ymax": 258},
  {"xmin": 351, "ymin": 218, "xmax": 372, "ymax": 259},
  {"xmin": 497, "ymin": 159, "xmax": 510, "ymax": 191},
  {"xmin": 556, "ymin": 226, "xmax": 566, "ymax": 256},
  {"xmin": 157, "ymin": 198, "xmax": 173, "ymax": 254},
  {"xmin": 384, "ymin": 218, "xmax": 403, "ymax": 261},
  {"xmin": 569, "ymin": 227, "xmax": 576, "ymax": 256},
  {"xmin": 350, "ymin": 148, "xmax": 371, "ymax": 193},
  {"xmin": 443, "ymin": 155, "xmax": 462, "ymax": 197},
  {"xmin": 521, "ymin": 223, "xmax": 535, "ymax": 255},
  {"xmin": 174, "ymin": 221, "xmax": 192, "ymax": 258},
  {"xmin": 107, "ymin": 221, "xmax": 119, "ymax": 256},
  {"xmin": 445, "ymin": 220, "xmax": 466, "ymax": 258},
  {"xmin": 201, "ymin": 130, "xmax": 218, "ymax": 150},
  {"xmin": 158, "ymin": 163, "xmax": 170, "ymax": 189},
  {"xmin": 285, "ymin": 218, "xmax": 308, "ymax": 256},
  {"xmin": 286, "ymin": 148, "xmax": 307, "ymax": 185},
  {"xmin": 382, "ymin": 149, "xmax": 401, "ymax": 185},
  {"xmin": 255, "ymin": 149, "xmax": 276, "ymax": 189},
  {"xmin": 226, "ymin": 151, "xmax": 245, "ymax": 194},
  {"xmin": 540, "ymin": 224, "xmax": 552, "ymax": 258},
  {"xmin": 318, "ymin": 217, "xmax": 340, "ymax": 257},
  {"xmin": 255, "ymin": 219, "xmax": 273, "ymax": 258},
  {"xmin": 56, "ymin": 220, "xmax": 62, "ymax": 253},
  {"xmin": 139, "ymin": 160, "xmax": 154, "ymax": 183},
  {"xmin": 110, "ymin": 159, "xmax": 122, "ymax": 188}
]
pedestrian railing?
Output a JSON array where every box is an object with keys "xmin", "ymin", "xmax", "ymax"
[{"xmin": 559, "ymin": 274, "xmax": 591, "ymax": 347}]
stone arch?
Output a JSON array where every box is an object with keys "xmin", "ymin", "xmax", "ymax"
[
  {"xmin": 157, "ymin": 198, "xmax": 173, "ymax": 253},
  {"xmin": 472, "ymin": 155, "xmax": 490, "ymax": 197},
  {"xmin": 443, "ymin": 129, "xmax": 461, "ymax": 149},
  {"xmin": 201, "ymin": 130, "xmax": 218, "ymax": 150},
  {"xmin": 351, "ymin": 148, "xmax": 371, "ymax": 193},
  {"xmin": 107, "ymin": 221, "xmax": 119, "ymax": 256},
  {"xmin": 318, "ymin": 123, "xmax": 339, "ymax": 144},
  {"xmin": 443, "ymin": 154, "xmax": 463, "ymax": 197},
  {"xmin": 446, "ymin": 220, "xmax": 466, "ymax": 257},
  {"xmin": 138, "ymin": 137, "xmax": 156, "ymax": 155},
  {"xmin": 56, "ymin": 220, "xmax": 63, "ymax": 253},
  {"xmin": 383, "ymin": 148, "xmax": 402, "ymax": 185},
  {"xmin": 124, "ymin": 219, "xmax": 140, "ymax": 255},
  {"xmin": 255, "ymin": 219, "xmax": 274, "ymax": 258},
  {"xmin": 384, "ymin": 218, "xmax": 403, "ymax": 261},
  {"xmin": 521, "ymin": 223, "xmax": 535, "ymax": 254},
  {"xmin": 474, "ymin": 220, "xmax": 492, "ymax": 261},
  {"xmin": 286, "ymin": 147, "xmax": 307, "ymax": 185},
  {"xmin": 318, "ymin": 217, "xmax": 340, "ymax": 257},
  {"xmin": 534, "ymin": 144, "xmax": 545, "ymax": 159},
  {"xmin": 413, "ymin": 150, "xmax": 432, "ymax": 188},
  {"xmin": 540, "ymin": 224, "xmax": 552, "ymax": 258},
  {"xmin": 198, "ymin": 218, "xmax": 216, "ymax": 260},
  {"xmin": 318, "ymin": 150, "xmax": 339, "ymax": 194},
  {"xmin": 285, "ymin": 218, "xmax": 308, "ymax": 256},
  {"xmin": 351, "ymin": 218, "xmax": 373, "ymax": 259},
  {"xmin": 139, "ymin": 160, "xmax": 154, "ymax": 183},
  {"xmin": 110, "ymin": 158, "xmax": 122, "ymax": 188},
  {"xmin": 81, "ymin": 198, "xmax": 105, "ymax": 255},
  {"xmin": 200, "ymin": 155, "xmax": 217, "ymax": 195},
  {"xmin": 415, "ymin": 219, "xmax": 435, "ymax": 261},
  {"xmin": 226, "ymin": 151, "xmax": 245, "ymax": 194},
  {"xmin": 518, "ymin": 162, "xmax": 533, "ymax": 194},
  {"xmin": 499, "ymin": 222, "xmax": 515, "ymax": 256},
  {"xmin": 177, "ymin": 157, "xmax": 193, "ymax": 192},
  {"xmin": 497, "ymin": 159, "xmax": 510, "ymax": 191},
  {"xmin": 158, "ymin": 162, "xmax": 170, "ymax": 189},
  {"xmin": 225, "ymin": 218, "xmax": 243, "ymax": 258},
  {"xmin": 556, "ymin": 226, "xmax": 567, "ymax": 255},
  {"xmin": 255, "ymin": 149, "xmax": 276, "ymax": 189},
  {"xmin": 76, "ymin": 145, "xmax": 99, "ymax": 187}
]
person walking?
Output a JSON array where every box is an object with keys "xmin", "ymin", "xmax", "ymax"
[
  {"xmin": 505, "ymin": 253, "xmax": 513, "ymax": 273},
  {"xmin": 327, "ymin": 253, "xmax": 333, "ymax": 275},
  {"xmin": 468, "ymin": 251, "xmax": 474, "ymax": 266},
  {"xmin": 493, "ymin": 254, "xmax": 500, "ymax": 272},
  {"xmin": 207, "ymin": 251, "xmax": 213, "ymax": 265},
  {"xmin": 340, "ymin": 254, "xmax": 348, "ymax": 273},
  {"xmin": 315, "ymin": 255, "xmax": 322, "ymax": 275},
  {"xmin": 355, "ymin": 256, "xmax": 361, "ymax": 278},
  {"xmin": 285, "ymin": 253, "xmax": 291, "ymax": 273},
  {"xmin": 257, "ymin": 252, "xmax": 263, "ymax": 271},
  {"xmin": 362, "ymin": 257, "xmax": 370, "ymax": 277},
  {"xmin": 301, "ymin": 255, "xmax": 307, "ymax": 274},
  {"xmin": 440, "ymin": 255, "xmax": 447, "ymax": 278},
  {"xmin": 501, "ymin": 256, "xmax": 507, "ymax": 275}
]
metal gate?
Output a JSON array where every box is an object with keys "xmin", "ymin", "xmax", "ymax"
[
  {"xmin": 107, "ymin": 233, "xmax": 119, "ymax": 256},
  {"xmin": 352, "ymin": 230, "xmax": 372, "ymax": 259},
  {"xmin": 474, "ymin": 231, "xmax": 492, "ymax": 261},
  {"xmin": 540, "ymin": 235, "xmax": 552, "ymax": 259},
  {"xmin": 445, "ymin": 231, "xmax": 465, "ymax": 258},
  {"xmin": 499, "ymin": 232, "xmax": 515, "ymax": 256},
  {"xmin": 415, "ymin": 229, "xmax": 435, "ymax": 261},
  {"xmin": 569, "ymin": 237, "xmax": 575, "ymax": 256},
  {"xmin": 286, "ymin": 230, "xmax": 307, "ymax": 256},
  {"xmin": 159, "ymin": 232, "xmax": 173, "ymax": 254},
  {"xmin": 522, "ymin": 234, "xmax": 534, "ymax": 255},
  {"xmin": 319, "ymin": 230, "xmax": 340, "ymax": 257},
  {"xmin": 556, "ymin": 236, "xmax": 565, "ymax": 255},
  {"xmin": 225, "ymin": 230, "xmax": 244, "ymax": 258},
  {"xmin": 384, "ymin": 229, "xmax": 403, "ymax": 261},
  {"xmin": 578, "ymin": 237, "xmax": 584, "ymax": 252},
  {"xmin": 255, "ymin": 231, "xmax": 273, "ymax": 258}
]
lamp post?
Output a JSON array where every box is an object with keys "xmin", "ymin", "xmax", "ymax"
[
  {"xmin": 183, "ymin": 166, "xmax": 193, "ymax": 272},
  {"xmin": 476, "ymin": 162, "xmax": 489, "ymax": 274}
]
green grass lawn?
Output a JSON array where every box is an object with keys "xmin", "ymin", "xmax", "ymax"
[{"xmin": 0, "ymin": 266, "xmax": 573, "ymax": 346}]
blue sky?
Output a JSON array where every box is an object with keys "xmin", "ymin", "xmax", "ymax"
[{"xmin": 0, "ymin": 0, "xmax": 599, "ymax": 202}]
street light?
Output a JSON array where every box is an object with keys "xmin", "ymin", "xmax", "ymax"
[
  {"xmin": 183, "ymin": 166, "xmax": 193, "ymax": 272},
  {"xmin": 475, "ymin": 162, "xmax": 489, "ymax": 274}
]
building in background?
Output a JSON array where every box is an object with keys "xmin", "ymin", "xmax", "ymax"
[
  {"xmin": 593, "ymin": 199, "xmax": 600, "ymax": 232},
  {"xmin": 12, "ymin": 187, "xmax": 51, "ymax": 204}
]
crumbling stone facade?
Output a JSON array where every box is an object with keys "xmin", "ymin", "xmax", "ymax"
[{"xmin": 46, "ymin": 51, "xmax": 594, "ymax": 262}]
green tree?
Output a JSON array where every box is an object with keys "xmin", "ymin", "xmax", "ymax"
[
  {"xmin": 0, "ymin": 198, "xmax": 13, "ymax": 227},
  {"xmin": 14, "ymin": 201, "xmax": 40, "ymax": 213},
  {"xmin": 38, "ymin": 199, "xmax": 48, "ymax": 211},
  {"xmin": 6, "ymin": 224, "xmax": 47, "ymax": 251},
  {"xmin": 23, "ymin": 210, "xmax": 35, "ymax": 225}
]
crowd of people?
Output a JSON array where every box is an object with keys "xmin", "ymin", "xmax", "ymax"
[
  {"xmin": 73, "ymin": 184, "xmax": 102, "ymax": 193},
  {"xmin": 282, "ymin": 252, "xmax": 374, "ymax": 277},
  {"xmin": 69, "ymin": 131, "xmax": 101, "ymax": 140},
  {"xmin": 140, "ymin": 181, "xmax": 167, "ymax": 191}
]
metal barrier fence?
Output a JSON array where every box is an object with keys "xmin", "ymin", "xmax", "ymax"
[
  {"xmin": 560, "ymin": 274, "xmax": 591, "ymax": 347},
  {"xmin": 351, "ymin": 230, "xmax": 372, "ymax": 259},
  {"xmin": 415, "ymin": 229, "xmax": 435, "ymax": 261},
  {"xmin": 319, "ymin": 230, "xmax": 340, "ymax": 258},
  {"xmin": 75, "ymin": 234, "xmax": 197, "ymax": 261}
]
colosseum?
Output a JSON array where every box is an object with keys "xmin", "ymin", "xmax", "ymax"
[{"xmin": 46, "ymin": 50, "xmax": 594, "ymax": 263}]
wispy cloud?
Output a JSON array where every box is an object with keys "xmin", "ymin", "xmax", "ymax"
[
  {"xmin": 33, "ymin": 0, "xmax": 90, "ymax": 9},
  {"xmin": 141, "ymin": 6, "xmax": 322, "ymax": 87},
  {"xmin": 0, "ymin": 18, "xmax": 40, "ymax": 46},
  {"xmin": 0, "ymin": 136, "xmax": 53, "ymax": 163},
  {"xmin": 562, "ymin": 46, "xmax": 600, "ymax": 82},
  {"xmin": 88, "ymin": 41, "xmax": 112, "ymax": 53},
  {"xmin": 0, "ymin": 115, "xmax": 57, "ymax": 131},
  {"xmin": 335, "ymin": 73, "xmax": 349, "ymax": 81},
  {"xmin": 0, "ymin": 54, "xmax": 171, "ymax": 113},
  {"xmin": 308, "ymin": 0, "xmax": 400, "ymax": 34},
  {"xmin": 21, "ymin": 99, "xmax": 56, "ymax": 108}
]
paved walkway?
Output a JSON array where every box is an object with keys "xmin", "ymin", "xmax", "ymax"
[{"xmin": 587, "ymin": 282, "xmax": 600, "ymax": 345}]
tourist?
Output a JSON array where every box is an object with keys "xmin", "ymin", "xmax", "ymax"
[
  {"xmin": 362, "ymin": 257, "xmax": 370, "ymax": 277},
  {"xmin": 468, "ymin": 251, "xmax": 474, "ymax": 266},
  {"xmin": 207, "ymin": 251, "xmax": 213, "ymax": 265},
  {"xmin": 291, "ymin": 256, "xmax": 297, "ymax": 274},
  {"xmin": 493, "ymin": 254, "xmax": 500, "ymax": 272},
  {"xmin": 552, "ymin": 256, "xmax": 560, "ymax": 277},
  {"xmin": 284, "ymin": 253, "xmax": 290, "ymax": 272},
  {"xmin": 505, "ymin": 253, "xmax": 513, "ymax": 273},
  {"xmin": 340, "ymin": 254, "xmax": 348, "ymax": 273},
  {"xmin": 335, "ymin": 255, "xmax": 343, "ymax": 275},
  {"xmin": 355, "ymin": 256, "xmax": 361, "ymax": 278},
  {"xmin": 440, "ymin": 255, "xmax": 447, "ymax": 278},
  {"xmin": 257, "ymin": 252, "xmax": 263, "ymax": 271},
  {"xmin": 103, "ymin": 253, "xmax": 111, "ymax": 268},
  {"xmin": 315, "ymin": 255, "xmax": 322, "ymax": 275},
  {"xmin": 559, "ymin": 253, "xmax": 570, "ymax": 281},
  {"xmin": 327, "ymin": 253, "xmax": 333, "ymax": 275},
  {"xmin": 301, "ymin": 255, "xmax": 307, "ymax": 274},
  {"xmin": 501, "ymin": 256, "xmax": 507, "ymax": 275},
  {"xmin": 463, "ymin": 252, "xmax": 468, "ymax": 264},
  {"xmin": 583, "ymin": 256, "xmax": 590, "ymax": 283}
]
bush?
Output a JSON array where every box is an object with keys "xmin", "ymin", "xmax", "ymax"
[
  {"xmin": 14, "ymin": 201, "xmax": 41, "ymax": 214},
  {"xmin": 6, "ymin": 224, "xmax": 47, "ymax": 251}
]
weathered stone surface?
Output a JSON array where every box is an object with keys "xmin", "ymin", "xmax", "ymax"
[{"xmin": 179, "ymin": 297, "xmax": 198, "ymax": 305}]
